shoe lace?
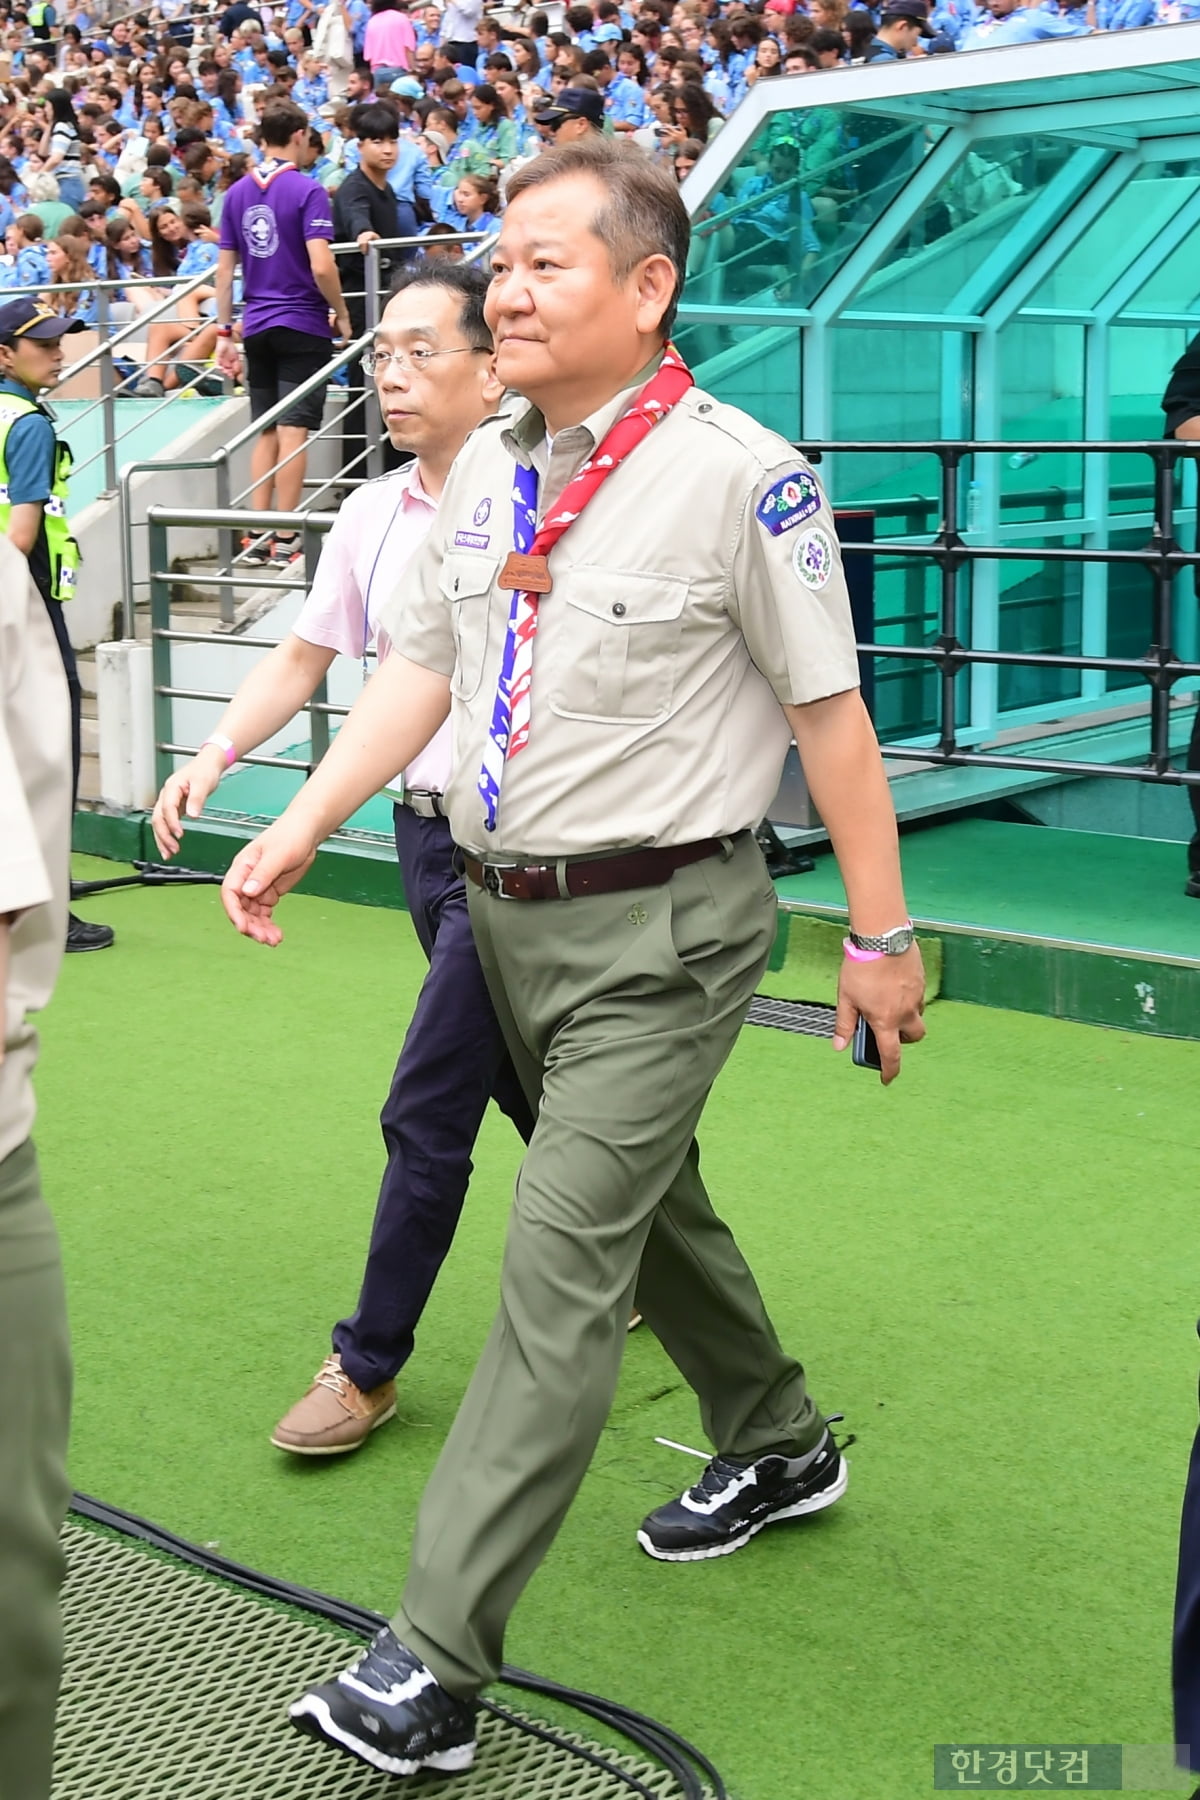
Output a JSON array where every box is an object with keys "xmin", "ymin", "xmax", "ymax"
[
  {"xmin": 349, "ymin": 1629, "xmax": 424, "ymax": 1692},
  {"xmin": 685, "ymin": 1414, "xmax": 856, "ymax": 1502},
  {"xmin": 686, "ymin": 1455, "xmax": 745, "ymax": 1503},
  {"xmin": 313, "ymin": 1355, "xmax": 350, "ymax": 1400}
]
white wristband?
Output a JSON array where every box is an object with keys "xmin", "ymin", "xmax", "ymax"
[{"xmin": 202, "ymin": 734, "xmax": 236, "ymax": 768}]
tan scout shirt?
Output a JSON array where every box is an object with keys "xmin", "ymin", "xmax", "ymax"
[
  {"xmin": 380, "ymin": 374, "xmax": 860, "ymax": 861},
  {"xmin": 0, "ymin": 535, "xmax": 70, "ymax": 1165}
]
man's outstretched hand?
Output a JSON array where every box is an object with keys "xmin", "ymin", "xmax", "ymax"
[{"xmin": 221, "ymin": 818, "xmax": 319, "ymax": 945}]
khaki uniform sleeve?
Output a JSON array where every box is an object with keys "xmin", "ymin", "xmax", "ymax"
[
  {"xmin": 726, "ymin": 457, "xmax": 861, "ymax": 707},
  {"xmin": 0, "ymin": 730, "xmax": 51, "ymax": 918},
  {"xmin": 376, "ymin": 506, "xmax": 456, "ymax": 679},
  {"xmin": 0, "ymin": 558, "xmax": 53, "ymax": 919}
]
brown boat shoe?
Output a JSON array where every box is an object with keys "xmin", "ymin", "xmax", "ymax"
[{"xmin": 271, "ymin": 1353, "xmax": 397, "ymax": 1456}]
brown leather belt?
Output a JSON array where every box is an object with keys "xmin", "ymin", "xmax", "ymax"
[{"xmin": 464, "ymin": 836, "xmax": 736, "ymax": 902}]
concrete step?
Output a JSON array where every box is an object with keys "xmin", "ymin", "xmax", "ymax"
[{"xmin": 131, "ymin": 560, "xmax": 303, "ymax": 640}]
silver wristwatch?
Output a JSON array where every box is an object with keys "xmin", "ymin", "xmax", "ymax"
[{"xmin": 848, "ymin": 921, "xmax": 915, "ymax": 955}]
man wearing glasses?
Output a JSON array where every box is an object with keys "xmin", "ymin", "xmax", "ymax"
[{"xmin": 151, "ymin": 264, "xmax": 537, "ymax": 1455}]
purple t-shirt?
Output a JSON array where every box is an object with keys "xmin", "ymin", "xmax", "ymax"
[{"xmin": 219, "ymin": 162, "xmax": 334, "ymax": 339}]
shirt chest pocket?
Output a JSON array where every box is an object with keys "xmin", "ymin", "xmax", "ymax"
[
  {"xmin": 438, "ymin": 551, "xmax": 499, "ymax": 702},
  {"xmin": 548, "ymin": 569, "xmax": 689, "ymax": 726}
]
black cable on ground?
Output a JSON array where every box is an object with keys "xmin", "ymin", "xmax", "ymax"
[
  {"xmin": 496, "ymin": 1671, "xmax": 727, "ymax": 1800},
  {"xmin": 71, "ymin": 860, "xmax": 223, "ymax": 897},
  {"xmin": 70, "ymin": 1493, "xmax": 722, "ymax": 1800}
]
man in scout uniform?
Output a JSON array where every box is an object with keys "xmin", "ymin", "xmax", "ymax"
[
  {"xmin": 0, "ymin": 526, "xmax": 72, "ymax": 1800},
  {"xmin": 0, "ymin": 298, "xmax": 113, "ymax": 953},
  {"xmin": 221, "ymin": 138, "xmax": 927, "ymax": 1780}
]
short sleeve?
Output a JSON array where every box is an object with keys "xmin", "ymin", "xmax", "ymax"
[
  {"xmin": 4, "ymin": 412, "xmax": 56, "ymax": 507},
  {"xmin": 292, "ymin": 504, "xmax": 367, "ymax": 659},
  {"xmin": 377, "ymin": 517, "xmax": 455, "ymax": 678},
  {"xmin": 218, "ymin": 194, "xmax": 239, "ymax": 251},
  {"xmin": 727, "ymin": 458, "xmax": 861, "ymax": 707},
  {"xmin": 301, "ymin": 179, "xmax": 335, "ymax": 241},
  {"xmin": 0, "ymin": 547, "xmax": 53, "ymax": 916}
]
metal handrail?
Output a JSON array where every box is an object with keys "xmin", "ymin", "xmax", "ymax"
[
  {"xmin": 146, "ymin": 505, "xmax": 339, "ymax": 786},
  {"xmin": 140, "ymin": 434, "xmax": 1200, "ymax": 816},
  {"xmin": 117, "ymin": 329, "xmax": 370, "ymax": 632},
  {"xmin": 117, "ymin": 226, "xmax": 499, "ymax": 629},
  {"xmin": 810, "ymin": 435, "xmax": 1200, "ymax": 786},
  {"xmin": 7, "ymin": 266, "xmax": 225, "ymax": 493}
]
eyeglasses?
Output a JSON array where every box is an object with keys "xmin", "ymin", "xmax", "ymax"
[{"xmin": 360, "ymin": 345, "xmax": 482, "ymax": 376}]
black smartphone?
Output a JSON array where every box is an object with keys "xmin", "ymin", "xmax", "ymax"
[{"xmin": 851, "ymin": 1014, "xmax": 882, "ymax": 1072}]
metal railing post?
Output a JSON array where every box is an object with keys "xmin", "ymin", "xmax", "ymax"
[
  {"xmin": 119, "ymin": 466, "xmax": 136, "ymax": 641},
  {"xmin": 96, "ymin": 284, "xmax": 118, "ymax": 496},
  {"xmin": 937, "ymin": 446, "xmax": 964, "ymax": 760},
  {"xmin": 304, "ymin": 517, "xmax": 331, "ymax": 767},
  {"xmin": 1148, "ymin": 441, "xmax": 1178, "ymax": 775},
  {"xmin": 215, "ymin": 455, "xmax": 236, "ymax": 626},
  {"xmin": 149, "ymin": 513, "xmax": 176, "ymax": 790},
  {"xmin": 365, "ymin": 240, "xmax": 384, "ymax": 483},
  {"xmin": 901, "ymin": 498, "xmax": 929, "ymax": 730}
]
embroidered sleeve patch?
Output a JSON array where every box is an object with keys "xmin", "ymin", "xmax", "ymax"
[
  {"xmin": 793, "ymin": 526, "xmax": 834, "ymax": 589},
  {"xmin": 756, "ymin": 470, "xmax": 822, "ymax": 536}
]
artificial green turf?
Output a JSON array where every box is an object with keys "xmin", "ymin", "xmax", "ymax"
[{"xmin": 37, "ymin": 858, "xmax": 1200, "ymax": 1799}]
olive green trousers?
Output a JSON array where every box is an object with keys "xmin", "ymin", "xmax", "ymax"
[
  {"xmin": 393, "ymin": 833, "xmax": 822, "ymax": 1695},
  {"xmin": 0, "ymin": 1137, "xmax": 71, "ymax": 1800}
]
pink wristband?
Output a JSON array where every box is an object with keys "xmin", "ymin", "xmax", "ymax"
[
  {"xmin": 202, "ymin": 734, "xmax": 237, "ymax": 768},
  {"xmin": 843, "ymin": 937, "xmax": 886, "ymax": 963}
]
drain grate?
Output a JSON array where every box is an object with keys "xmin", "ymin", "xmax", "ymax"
[
  {"xmin": 746, "ymin": 997, "xmax": 836, "ymax": 1036},
  {"xmin": 56, "ymin": 1513, "xmax": 714, "ymax": 1800}
]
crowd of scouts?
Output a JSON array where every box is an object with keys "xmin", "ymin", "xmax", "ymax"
[{"xmin": 0, "ymin": 0, "xmax": 1185, "ymax": 354}]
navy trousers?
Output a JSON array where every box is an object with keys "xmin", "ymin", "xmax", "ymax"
[
  {"xmin": 43, "ymin": 594, "xmax": 81, "ymax": 812},
  {"xmin": 331, "ymin": 806, "xmax": 536, "ymax": 1392},
  {"xmin": 1174, "ymin": 1335, "xmax": 1200, "ymax": 1776}
]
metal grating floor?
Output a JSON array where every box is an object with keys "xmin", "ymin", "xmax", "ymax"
[
  {"xmin": 55, "ymin": 1519, "xmax": 701, "ymax": 1799},
  {"xmin": 745, "ymin": 997, "xmax": 836, "ymax": 1036}
]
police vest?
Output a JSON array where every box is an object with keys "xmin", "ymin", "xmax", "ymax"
[
  {"xmin": 27, "ymin": 2, "xmax": 48, "ymax": 24},
  {"xmin": 0, "ymin": 392, "xmax": 81, "ymax": 602}
]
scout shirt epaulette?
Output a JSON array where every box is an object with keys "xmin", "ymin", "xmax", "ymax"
[
  {"xmin": 471, "ymin": 392, "xmax": 524, "ymax": 441},
  {"xmin": 679, "ymin": 388, "xmax": 813, "ymax": 478},
  {"xmin": 468, "ymin": 408, "xmax": 511, "ymax": 437}
]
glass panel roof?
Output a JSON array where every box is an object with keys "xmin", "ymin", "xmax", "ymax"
[
  {"xmin": 680, "ymin": 30, "xmax": 1200, "ymax": 329},
  {"xmin": 1027, "ymin": 166, "xmax": 1200, "ymax": 312}
]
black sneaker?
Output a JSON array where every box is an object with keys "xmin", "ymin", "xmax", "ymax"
[
  {"xmin": 66, "ymin": 914, "xmax": 115, "ymax": 953},
  {"xmin": 289, "ymin": 1629, "xmax": 476, "ymax": 1777},
  {"xmin": 637, "ymin": 1428, "xmax": 847, "ymax": 1563},
  {"xmin": 1186, "ymin": 872, "xmax": 1200, "ymax": 900}
]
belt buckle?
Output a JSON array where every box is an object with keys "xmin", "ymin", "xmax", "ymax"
[{"xmin": 482, "ymin": 861, "xmax": 519, "ymax": 899}]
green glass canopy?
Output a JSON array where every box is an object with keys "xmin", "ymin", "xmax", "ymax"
[{"xmin": 676, "ymin": 28, "xmax": 1200, "ymax": 745}]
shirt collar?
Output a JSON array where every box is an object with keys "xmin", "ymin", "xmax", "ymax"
[
  {"xmin": 501, "ymin": 350, "xmax": 665, "ymax": 470},
  {"xmin": 400, "ymin": 457, "xmax": 439, "ymax": 511}
]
